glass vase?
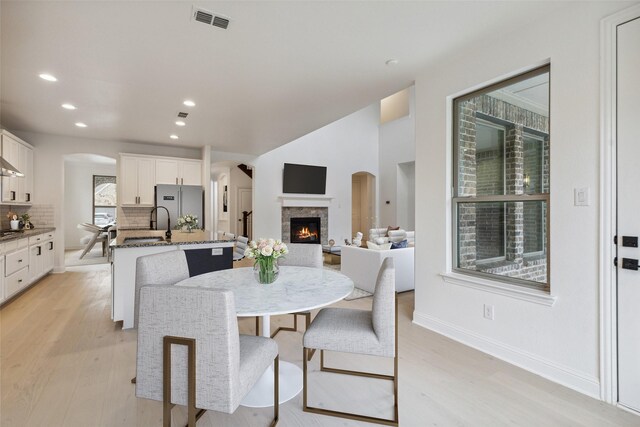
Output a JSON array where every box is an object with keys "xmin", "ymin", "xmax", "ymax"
[{"xmin": 253, "ymin": 258, "xmax": 279, "ymax": 284}]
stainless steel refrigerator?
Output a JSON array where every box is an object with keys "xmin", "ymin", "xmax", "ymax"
[{"xmin": 154, "ymin": 185, "xmax": 204, "ymax": 231}]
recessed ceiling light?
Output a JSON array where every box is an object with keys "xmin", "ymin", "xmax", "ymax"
[
  {"xmin": 39, "ymin": 73, "xmax": 57, "ymax": 82},
  {"xmin": 75, "ymin": 122, "xmax": 87, "ymax": 128},
  {"xmin": 170, "ymin": 134, "xmax": 179, "ymax": 140},
  {"xmin": 61, "ymin": 103, "xmax": 77, "ymax": 110},
  {"xmin": 385, "ymin": 59, "xmax": 399, "ymax": 66},
  {"xmin": 183, "ymin": 100, "xmax": 196, "ymax": 107},
  {"xmin": 175, "ymin": 120, "xmax": 186, "ymax": 126}
]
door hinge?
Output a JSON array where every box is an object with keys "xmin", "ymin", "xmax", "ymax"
[
  {"xmin": 614, "ymin": 235, "xmax": 618, "ymax": 245},
  {"xmin": 614, "ymin": 257, "xmax": 618, "ymax": 267}
]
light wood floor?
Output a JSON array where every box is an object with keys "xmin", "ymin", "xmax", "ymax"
[{"xmin": 1, "ymin": 265, "xmax": 639, "ymax": 426}]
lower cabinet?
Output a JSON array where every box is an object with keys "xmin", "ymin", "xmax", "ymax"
[
  {"xmin": 29, "ymin": 237, "xmax": 54, "ymax": 283},
  {"xmin": 1, "ymin": 231, "xmax": 55, "ymax": 304},
  {"xmin": 5, "ymin": 246, "xmax": 29, "ymax": 301},
  {"xmin": 5, "ymin": 267, "xmax": 29, "ymax": 298}
]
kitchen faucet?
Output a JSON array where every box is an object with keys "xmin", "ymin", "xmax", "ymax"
[{"xmin": 150, "ymin": 206, "xmax": 172, "ymax": 240}]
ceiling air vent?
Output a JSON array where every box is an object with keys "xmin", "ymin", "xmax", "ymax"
[
  {"xmin": 212, "ymin": 16, "xmax": 230, "ymax": 30},
  {"xmin": 177, "ymin": 112, "xmax": 188, "ymax": 118},
  {"xmin": 192, "ymin": 7, "xmax": 230, "ymax": 30},
  {"xmin": 194, "ymin": 10, "xmax": 213, "ymax": 25}
]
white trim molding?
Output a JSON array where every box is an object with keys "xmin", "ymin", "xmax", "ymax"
[
  {"xmin": 413, "ymin": 311, "xmax": 601, "ymax": 399},
  {"xmin": 278, "ymin": 194, "xmax": 333, "ymax": 207},
  {"xmin": 599, "ymin": 3, "xmax": 640, "ymax": 405},
  {"xmin": 440, "ymin": 272, "xmax": 557, "ymax": 306}
]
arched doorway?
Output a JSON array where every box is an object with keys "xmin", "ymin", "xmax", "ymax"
[{"xmin": 351, "ymin": 172, "xmax": 375, "ymax": 243}]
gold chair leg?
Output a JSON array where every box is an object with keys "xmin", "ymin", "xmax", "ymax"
[
  {"xmin": 131, "ymin": 376, "xmax": 136, "ymax": 384},
  {"xmin": 255, "ymin": 316, "xmax": 260, "ymax": 336},
  {"xmin": 305, "ymin": 313, "xmax": 316, "ymax": 361},
  {"xmin": 271, "ymin": 314, "xmax": 298, "ymax": 338},
  {"xmin": 163, "ymin": 336, "xmax": 208, "ymax": 427}
]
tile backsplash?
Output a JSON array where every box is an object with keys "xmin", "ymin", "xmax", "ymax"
[
  {"xmin": 117, "ymin": 206, "xmax": 153, "ymax": 230},
  {"xmin": 0, "ymin": 204, "xmax": 55, "ymax": 229}
]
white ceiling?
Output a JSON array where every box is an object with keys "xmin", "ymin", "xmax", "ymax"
[{"xmin": 1, "ymin": 1, "xmax": 568, "ymax": 155}]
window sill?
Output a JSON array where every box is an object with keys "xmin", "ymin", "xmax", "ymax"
[{"xmin": 439, "ymin": 272, "xmax": 557, "ymax": 306}]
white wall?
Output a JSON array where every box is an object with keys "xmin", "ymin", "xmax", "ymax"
[
  {"xmin": 397, "ymin": 161, "xmax": 415, "ymax": 230},
  {"xmin": 253, "ymin": 104, "xmax": 380, "ymax": 243},
  {"xmin": 12, "ymin": 130, "xmax": 200, "ymax": 272},
  {"xmin": 379, "ymin": 86, "xmax": 415, "ymax": 228},
  {"xmin": 413, "ymin": 2, "xmax": 628, "ymax": 398},
  {"xmin": 64, "ymin": 160, "xmax": 116, "ymax": 249}
]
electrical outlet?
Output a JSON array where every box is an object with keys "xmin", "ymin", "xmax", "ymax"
[
  {"xmin": 211, "ymin": 248, "xmax": 223, "ymax": 256},
  {"xmin": 483, "ymin": 304, "xmax": 494, "ymax": 320}
]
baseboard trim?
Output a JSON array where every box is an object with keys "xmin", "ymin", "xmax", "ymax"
[{"xmin": 413, "ymin": 311, "xmax": 600, "ymax": 399}]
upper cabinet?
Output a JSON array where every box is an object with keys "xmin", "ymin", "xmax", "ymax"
[
  {"xmin": 1, "ymin": 130, "xmax": 34, "ymax": 205},
  {"xmin": 120, "ymin": 155, "xmax": 156, "ymax": 206},
  {"xmin": 119, "ymin": 154, "xmax": 203, "ymax": 207},
  {"xmin": 155, "ymin": 158, "xmax": 202, "ymax": 186}
]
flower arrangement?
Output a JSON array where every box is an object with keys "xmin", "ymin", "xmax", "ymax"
[
  {"xmin": 175, "ymin": 214, "xmax": 199, "ymax": 232},
  {"xmin": 6, "ymin": 211, "xmax": 17, "ymax": 221},
  {"xmin": 245, "ymin": 238, "xmax": 288, "ymax": 284}
]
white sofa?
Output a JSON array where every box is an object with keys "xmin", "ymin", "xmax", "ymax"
[
  {"xmin": 340, "ymin": 245, "xmax": 414, "ymax": 293},
  {"xmin": 368, "ymin": 228, "xmax": 415, "ymax": 246}
]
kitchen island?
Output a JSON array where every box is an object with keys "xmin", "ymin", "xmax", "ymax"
[{"xmin": 111, "ymin": 229, "xmax": 234, "ymax": 329}]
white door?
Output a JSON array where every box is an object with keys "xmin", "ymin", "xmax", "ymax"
[
  {"xmin": 237, "ymin": 188, "xmax": 252, "ymax": 237},
  {"xmin": 617, "ymin": 16, "xmax": 640, "ymax": 412},
  {"xmin": 155, "ymin": 159, "xmax": 179, "ymax": 185}
]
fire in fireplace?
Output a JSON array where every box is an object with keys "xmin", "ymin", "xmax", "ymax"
[{"xmin": 290, "ymin": 217, "xmax": 321, "ymax": 243}]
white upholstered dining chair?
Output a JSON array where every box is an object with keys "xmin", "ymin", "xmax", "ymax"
[
  {"xmin": 302, "ymin": 257, "xmax": 398, "ymax": 426},
  {"xmin": 233, "ymin": 235, "xmax": 249, "ymax": 261},
  {"xmin": 136, "ymin": 285, "xmax": 279, "ymax": 426},
  {"xmin": 266, "ymin": 244, "xmax": 323, "ymax": 343},
  {"xmin": 134, "ymin": 250, "xmax": 190, "ymax": 329}
]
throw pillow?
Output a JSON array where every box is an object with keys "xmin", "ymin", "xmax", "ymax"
[
  {"xmin": 388, "ymin": 229, "xmax": 407, "ymax": 243},
  {"xmin": 386, "ymin": 225, "xmax": 400, "ymax": 236},
  {"xmin": 391, "ymin": 239, "xmax": 408, "ymax": 249}
]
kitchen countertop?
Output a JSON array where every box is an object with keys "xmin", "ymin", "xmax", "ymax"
[
  {"xmin": 0, "ymin": 227, "xmax": 55, "ymax": 243},
  {"xmin": 111, "ymin": 229, "xmax": 233, "ymax": 248}
]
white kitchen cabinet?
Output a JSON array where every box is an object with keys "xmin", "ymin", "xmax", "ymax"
[
  {"xmin": 0, "ymin": 245, "xmax": 5, "ymax": 304},
  {"xmin": 1, "ymin": 231, "xmax": 55, "ymax": 305},
  {"xmin": 5, "ymin": 246, "xmax": 29, "ymax": 300},
  {"xmin": 120, "ymin": 155, "xmax": 156, "ymax": 206},
  {"xmin": 179, "ymin": 159, "xmax": 202, "ymax": 185},
  {"xmin": 29, "ymin": 243, "xmax": 44, "ymax": 283},
  {"xmin": 5, "ymin": 267, "xmax": 29, "ymax": 300},
  {"xmin": 1, "ymin": 130, "xmax": 34, "ymax": 204},
  {"xmin": 43, "ymin": 239, "xmax": 54, "ymax": 273},
  {"xmin": 155, "ymin": 158, "xmax": 202, "ymax": 186}
]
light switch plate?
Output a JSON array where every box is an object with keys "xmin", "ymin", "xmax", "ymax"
[{"xmin": 574, "ymin": 187, "xmax": 590, "ymax": 206}]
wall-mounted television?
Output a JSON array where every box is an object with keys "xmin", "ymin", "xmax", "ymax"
[{"xmin": 282, "ymin": 163, "xmax": 327, "ymax": 195}]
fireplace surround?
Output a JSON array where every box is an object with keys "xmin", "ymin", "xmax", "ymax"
[{"xmin": 281, "ymin": 207, "xmax": 328, "ymax": 245}]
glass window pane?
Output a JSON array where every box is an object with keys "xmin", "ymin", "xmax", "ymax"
[
  {"xmin": 94, "ymin": 175, "xmax": 116, "ymax": 226},
  {"xmin": 455, "ymin": 68, "xmax": 549, "ymax": 198},
  {"xmin": 457, "ymin": 200, "xmax": 548, "ymax": 286},
  {"xmin": 476, "ymin": 122, "xmax": 504, "ymax": 196}
]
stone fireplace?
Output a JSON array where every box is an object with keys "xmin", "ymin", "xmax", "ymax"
[{"xmin": 282, "ymin": 207, "xmax": 328, "ymax": 245}]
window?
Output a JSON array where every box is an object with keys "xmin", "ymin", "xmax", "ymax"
[
  {"xmin": 93, "ymin": 175, "xmax": 116, "ymax": 226},
  {"xmin": 453, "ymin": 65, "xmax": 550, "ymax": 290}
]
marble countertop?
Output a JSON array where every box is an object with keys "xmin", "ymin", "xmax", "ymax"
[
  {"xmin": 0, "ymin": 227, "xmax": 55, "ymax": 243},
  {"xmin": 111, "ymin": 229, "xmax": 233, "ymax": 249},
  {"xmin": 175, "ymin": 266, "xmax": 354, "ymax": 317}
]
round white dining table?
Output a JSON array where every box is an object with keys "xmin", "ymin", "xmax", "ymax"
[{"xmin": 174, "ymin": 265, "xmax": 354, "ymax": 407}]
